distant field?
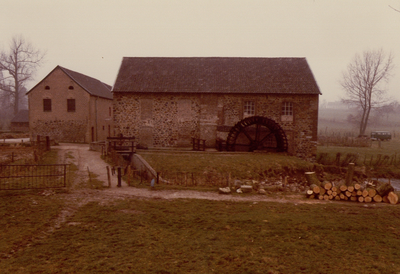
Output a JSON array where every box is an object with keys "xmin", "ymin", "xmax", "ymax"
[{"xmin": 319, "ymin": 107, "xmax": 400, "ymax": 138}]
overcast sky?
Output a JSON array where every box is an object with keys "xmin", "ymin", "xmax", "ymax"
[{"xmin": 1, "ymin": 0, "xmax": 400, "ymax": 102}]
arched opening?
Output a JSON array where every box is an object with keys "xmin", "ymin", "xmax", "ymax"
[{"xmin": 226, "ymin": 116, "xmax": 288, "ymax": 152}]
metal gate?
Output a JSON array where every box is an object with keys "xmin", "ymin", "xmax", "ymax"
[{"xmin": 0, "ymin": 164, "xmax": 68, "ymax": 190}]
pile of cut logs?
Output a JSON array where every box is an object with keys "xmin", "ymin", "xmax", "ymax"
[{"xmin": 305, "ymin": 163, "xmax": 400, "ymax": 204}]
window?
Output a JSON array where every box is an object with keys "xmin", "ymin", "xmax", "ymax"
[
  {"xmin": 45, "ymin": 86, "xmax": 50, "ymax": 90},
  {"xmin": 282, "ymin": 102, "xmax": 293, "ymax": 116},
  {"xmin": 68, "ymin": 86, "xmax": 74, "ymax": 90},
  {"xmin": 281, "ymin": 102, "xmax": 293, "ymax": 122},
  {"xmin": 43, "ymin": 99, "xmax": 52, "ymax": 112},
  {"xmin": 109, "ymin": 107, "xmax": 112, "ymax": 116},
  {"xmin": 243, "ymin": 101, "xmax": 255, "ymax": 116},
  {"xmin": 67, "ymin": 99, "xmax": 76, "ymax": 112}
]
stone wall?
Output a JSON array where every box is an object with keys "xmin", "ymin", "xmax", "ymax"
[
  {"xmin": 31, "ymin": 119, "xmax": 88, "ymax": 143},
  {"xmin": 113, "ymin": 92, "xmax": 319, "ymax": 159}
]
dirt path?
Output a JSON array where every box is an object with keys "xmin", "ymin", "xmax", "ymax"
[{"xmin": 53, "ymin": 143, "xmax": 320, "ymax": 205}]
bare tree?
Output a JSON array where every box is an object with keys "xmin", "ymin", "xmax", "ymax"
[
  {"xmin": 340, "ymin": 49, "xmax": 394, "ymax": 136},
  {"xmin": 0, "ymin": 35, "xmax": 45, "ymax": 116}
]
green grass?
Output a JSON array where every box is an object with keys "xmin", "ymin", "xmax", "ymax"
[
  {"xmin": 318, "ymin": 138, "xmax": 400, "ymax": 159},
  {"xmin": 140, "ymin": 151, "xmax": 313, "ymax": 181},
  {"xmin": 2, "ymin": 198, "xmax": 400, "ymax": 273},
  {"xmin": 317, "ymin": 139, "xmax": 400, "ymax": 178},
  {"xmin": 0, "ymin": 191, "xmax": 65, "ymax": 261}
]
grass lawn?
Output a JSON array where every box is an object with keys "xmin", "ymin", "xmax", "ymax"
[
  {"xmin": 317, "ymin": 138, "xmax": 400, "ymax": 160},
  {"xmin": 2, "ymin": 195, "xmax": 400, "ymax": 273},
  {"xmin": 139, "ymin": 151, "xmax": 313, "ymax": 181}
]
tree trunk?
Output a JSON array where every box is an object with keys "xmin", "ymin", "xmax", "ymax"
[
  {"xmin": 373, "ymin": 194, "xmax": 383, "ymax": 203},
  {"xmin": 387, "ymin": 191, "xmax": 400, "ymax": 205},
  {"xmin": 321, "ymin": 181, "xmax": 332, "ymax": 190},
  {"xmin": 345, "ymin": 163, "xmax": 355, "ymax": 185},
  {"xmin": 367, "ymin": 188, "xmax": 377, "ymax": 197},
  {"xmin": 362, "ymin": 189, "xmax": 369, "ymax": 197},
  {"xmin": 376, "ymin": 183, "xmax": 394, "ymax": 197},
  {"xmin": 305, "ymin": 172, "xmax": 320, "ymax": 186},
  {"xmin": 339, "ymin": 185, "xmax": 347, "ymax": 192},
  {"xmin": 310, "ymin": 184, "xmax": 320, "ymax": 194},
  {"xmin": 364, "ymin": 196, "xmax": 372, "ymax": 203}
]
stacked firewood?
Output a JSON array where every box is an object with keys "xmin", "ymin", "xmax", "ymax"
[{"xmin": 304, "ymin": 163, "xmax": 400, "ymax": 204}]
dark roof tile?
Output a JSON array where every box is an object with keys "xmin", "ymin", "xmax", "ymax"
[
  {"xmin": 59, "ymin": 66, "xmax": 112, "ymax": 99},
  {"xmin": 112, "ymin": 57, "xmax": 321, "ymax": 95}
]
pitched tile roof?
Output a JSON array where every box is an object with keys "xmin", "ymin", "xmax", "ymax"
[
  {"xmin": 27, "ymin": 66, "xmax": 112, "ymax": 100},
  {"xmin": 112, "ymin": 57, "xmax": 321, "ymax": 95},
  {"xmin": 59, "ymin": 66, "xmax": 112, "ymax": 99}
]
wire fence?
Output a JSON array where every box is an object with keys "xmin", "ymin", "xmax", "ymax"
[{"xmin": 0, "ymin": 164, "xmax": 68, "ymax": 190}]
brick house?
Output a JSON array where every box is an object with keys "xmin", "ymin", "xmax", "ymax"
[
  {"xmin": 27, "ymin": 66, "xmax": 113, "ymax": 143},
  {"xmin": 112, "ymin": 57, "xmax": 321, "ymax": 159}
]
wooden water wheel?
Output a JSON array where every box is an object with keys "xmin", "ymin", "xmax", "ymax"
[{"xmin": 226, "ymin": 116, "xmax": 288, "ymax": 152}]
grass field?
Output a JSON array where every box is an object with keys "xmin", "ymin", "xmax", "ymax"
[
  {"xmin": 2, "ymin": 144, "xmax": 400, "ymax": 273},
  {"xmin": 2, "ymin": 195, "xmax": 400, "ymax": 273},
  {"xmin": 140, "ymin": 151, "xmax": 313, "ymax": 180}
]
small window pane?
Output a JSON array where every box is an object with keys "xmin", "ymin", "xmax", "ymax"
[
  {"xmin": 244, "ymin": 101, "xmax": 255, "ymax": 116},
  {"xmin": 67, "ymin": 99, "xmax": 76, "ymax": 112},
  {"xmin": 43, "ymin": 99, "xmax": 52, "ymax": 112},
  {"xmin": 282, "ymin": 102, "xmax": 293, "ymax": 116}
]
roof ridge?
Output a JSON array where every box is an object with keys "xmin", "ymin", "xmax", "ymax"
[{"xmin": 58, "ymin": 66, "xmax": 112, "ymax": 99}]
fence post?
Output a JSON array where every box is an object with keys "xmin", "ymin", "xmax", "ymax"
[
  {"xmin": 117, "ymin": 167, "xmax": 122, "ymax": 187},
  {"xmin": 46, "ymin": 136, "xmax": 50, "ymax": 151},
  {"xmin": 64, "ymin": 164, "xmax": 67, "ymax": 187},
  {"xmin": 87, "ymin": 167, "xmax": 91, "ymax": 184},
  {"xmin": 106, "ymin": 166, "xmax": 111, "ymax": 187}
]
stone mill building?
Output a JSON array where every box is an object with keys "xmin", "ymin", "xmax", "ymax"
[
  {"xmin": 27, "ymin": 66, "xmax": 113, "ymax": 143},
  {"xmin": 112, "ymin": 57, "xmax": 321, "ymax": 159}
]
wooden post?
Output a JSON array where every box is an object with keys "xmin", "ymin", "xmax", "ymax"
[
  {"xmin": 345, "ymin": 163, "xmax": 355, "ymax": 186},
  {"xmin": 87, "ymin": 167, "xmax": 91, "ymax": 184},
  {"xmin": 117, "ymin": 167, "xmax": 122, "ymax": 187},
  {"xmin": 305, "ymin": 172, "xmax": 320, "ymax": 186},
  {"xmin": 335, "ymin": 153, "xmax": 341, "ymax": 166},
  {"xmin": 46, "ymin": 136, "xmax": 50, "ymax": 151},
  {"xmin": 106, "ymin": 166, "xmax": 111, "ymax": 187}
]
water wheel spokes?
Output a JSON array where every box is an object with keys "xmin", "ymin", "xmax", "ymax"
[{"xmin": 226, "ymin": 116, "xmax": 288, "ymax": 152}]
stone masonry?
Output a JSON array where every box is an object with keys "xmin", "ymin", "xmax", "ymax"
[{"xmin": 113, "ymin": 92, "xmax": 319, "ymax": 159}]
